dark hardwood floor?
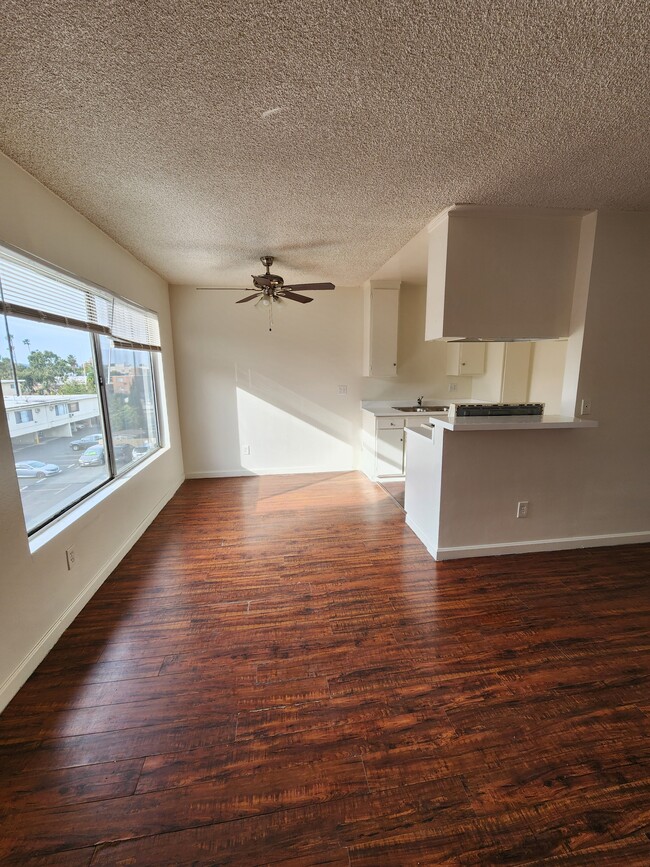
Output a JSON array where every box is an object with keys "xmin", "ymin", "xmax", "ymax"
[
  {"xmin": 378, "ymin": 479, "xmax": 405, "ymax": 510},
  {"xmin": 0, "ymin": 472, "xmax": 648, "ymax": 865}
]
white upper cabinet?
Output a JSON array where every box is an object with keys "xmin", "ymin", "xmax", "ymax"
[
  {"xmin": 425, "ymin": 206, "xmax": 586, "ymax": 341},
  {"xmin": 446, "ymin": 343, "xmax": 486, "ymax": 376},
  {"xmin": 363, "ymin": 282, "xmax": 400, "ymax": 377}
]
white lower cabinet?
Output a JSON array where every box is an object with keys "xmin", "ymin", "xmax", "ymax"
[
  {"xmin": 362, "ymin": 412, "xmax": 423, "ymax": 480},
  {"xmin": 373, "ymin": 416, "xmax": 413, "ymax": 478},
  {"xmin": 376, "ymin": 426, "xmax": 405, "ymax": 477}
]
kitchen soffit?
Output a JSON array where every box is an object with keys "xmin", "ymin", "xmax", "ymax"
[{"xmin": 0, "ymin": 1, "xmax": 648, "ymax": 287}]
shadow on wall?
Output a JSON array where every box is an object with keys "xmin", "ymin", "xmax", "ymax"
[{"xmin": 234, "ymin": 366, "xmax": 356, "ymax": 474}]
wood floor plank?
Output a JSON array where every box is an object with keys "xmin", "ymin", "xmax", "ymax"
[
  {"xmin": 90, "ymin": 781, "xmax": 472, "ymax": 866},
  {"xmin": 1, "ymin": 848, "xmax": 95, "ymax": 867},
  {"xmin": 0, "ymin": 474, "xmax": 648, "ymax": 865},
  {"xmin": 347, "ymin": 810, "xmax": 548, "ymax": 865},
  {"xmin": 0, "ymin": 757, "xmax": 368, "ymax": 860},
  {"xmin": 0, "ymin": 758, "xmax": 143, "ymax": 816},
  {"xmin": 519, "ymin": 836, "xmax": 650, "ymax": 864}
]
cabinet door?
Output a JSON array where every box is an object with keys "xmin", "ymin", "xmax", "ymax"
[
  {"xmin": 376, "ymin": 427, "xmax": 404, "ymax": 477},
  {"xmin": 446, "ymin": 343, "xmax": 486, "ymax": 375},
  {"xmin": 366, "ymin": 288, "xmax": 399, "ymax": 377}
]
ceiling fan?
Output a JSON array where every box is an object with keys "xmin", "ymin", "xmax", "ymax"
[
  {"xmin": 197, "ymin": 256, "xmax": 335, "ymax": 330},
  {"xmin": 198, "ymin": 255, "xmax": 334, "ymax": 302}
]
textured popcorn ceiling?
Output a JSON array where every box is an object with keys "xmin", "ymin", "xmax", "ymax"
[{"xmin": 1, "ymin": 1, "xmax": 648, "ymax": 287}]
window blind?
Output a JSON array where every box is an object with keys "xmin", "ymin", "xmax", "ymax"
[
  {"xmin": 0, "ymin": 243, "xmax": 161, "ymax": 351},
  {"xmin": 111, "ymin": 298, "xmax": 161, "ymax": 352}
]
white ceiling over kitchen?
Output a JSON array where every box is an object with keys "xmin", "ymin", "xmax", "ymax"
[{"xmin": 0, "ymin": 1, "xmax": 648, "ymax": 287}]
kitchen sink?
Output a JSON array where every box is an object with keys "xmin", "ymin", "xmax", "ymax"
[{"xmin": 392, "ymin": 405, "xmax": 450, "ymax": 413}]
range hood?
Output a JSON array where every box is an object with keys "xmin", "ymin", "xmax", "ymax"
[{"xmin": 425, "ymin": 205, "xmax": 587, "ymax": 342}]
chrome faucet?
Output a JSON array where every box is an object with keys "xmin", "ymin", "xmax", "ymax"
[{"xmin": 417, "ymin": 395, "xmax": 424, "ymax": 407}]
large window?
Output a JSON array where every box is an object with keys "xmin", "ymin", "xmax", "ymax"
[{"xmin": 0, "ymin": 243, "xmax": 162, "ymax": 535}]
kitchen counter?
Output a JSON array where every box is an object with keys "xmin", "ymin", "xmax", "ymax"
[
  {"xmin": 427, "ymin": 414, "xmax": 598, "ymax": 431},
  {"xmin": 361, "ymin": 400, "xmax": 455, "ymax": 418},
  {"xmin": 404, "ymin": 409, "xmax": 600, "ymax": 562},
  {"xmin": 362, "ymin": 400, "xmax": 598, "ymax": 429}
]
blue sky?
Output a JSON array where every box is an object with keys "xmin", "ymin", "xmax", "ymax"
[{"xmin": 3, "ymin": 316, "xmax": 93, "ymax": 365}]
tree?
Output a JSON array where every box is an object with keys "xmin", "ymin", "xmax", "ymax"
[
  {"xmin": 23, "ymin": 350, "xmax": 76, "ymax": 394},
  {"xmin": 3, "ymin": 347, "xmax": 96, "ymax": 395},
  {"xmin": 0, "ymin": 355, "xmax": 28, "ymax": 383},
  {"xmin": 0, "ymin": 356, "xmax": 14, "ymax": 380},
  {"xmin": 57, "ymin": 379, "xmax": 96, "ymax": 395},
  {"xmin": 107, "ymin": 393, "xmax": 139, "ymax": 431}
]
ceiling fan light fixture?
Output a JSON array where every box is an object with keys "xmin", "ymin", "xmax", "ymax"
[{"xmin": 196, "ymin": 255, "xmax": 335, "ymax": 330}]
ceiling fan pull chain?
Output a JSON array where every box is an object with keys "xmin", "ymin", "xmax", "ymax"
[{"xmin": 268, "ymin": 303, "xmax": 273, "ymax": 331}]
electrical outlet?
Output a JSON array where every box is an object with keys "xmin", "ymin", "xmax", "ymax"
[
  {"xmin": 242, "ymin": 445, "xmax": 251, "ymax": 455},
  {"xmin": 516, "ymin": 501, "xmax": 529, "ymax": 519},
  {"xmin": 580, "ymin": 398, "xmax": 592, "ymax": 416},
  {"xmin": 65, "ymin": 546, "xmax": 77, "ymax": 570},
  {"xmin": 448, "ymin": 382, "xmax": 458, "ymax": 392},
  {"xmin": 338, "ymin": 385, "xmax": 348, "ymax": 395}
]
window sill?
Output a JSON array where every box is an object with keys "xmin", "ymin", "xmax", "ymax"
[{"xmin": 29, "ymin": 445, "xmax": 168, "ymax": 553}]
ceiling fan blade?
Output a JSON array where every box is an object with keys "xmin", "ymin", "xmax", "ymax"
[
  {"xmin": 279, "ymin": 290, "xmax": 313, "ymax": 304},
  {"xmin": 282, "ymin": 282, "xmax": 335, "ymax": 291},
  {"xmin": 196, "ymin": 287, "xmax": 249, "ymax": 291},
  {"xmin": 236, "ymin": 292, "xmax": 264, "ymax": 303}
]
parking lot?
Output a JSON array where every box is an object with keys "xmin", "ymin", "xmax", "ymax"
[{"xmin": 13, "ymin": 432, "xmax": 109, "ymax": 531}]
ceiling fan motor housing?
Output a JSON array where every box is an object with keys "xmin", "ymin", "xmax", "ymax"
[
  {"xmin": 253, "ymin": 256, "xmax": 284, "ymax": 292},
  {"xmin": 253, "ymin": 273, "xmax": 284, "ymax": 292}
]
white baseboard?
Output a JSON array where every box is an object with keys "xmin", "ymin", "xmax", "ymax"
[
  {"xmin": 0, "ymin": 476, "xmax": 184, "ymax": 712},
  {"xmin": 405, "ymin": 514, "xmax": 439, "ymax": 558},
  {"xmin": 435, "ymin": 530, "xmax": 650, "ymax": 561},
  {"xmin": 186, "ymin": 465, "xmax": 355, "ymax": 479},
  {"xmin": 185, "ymin": 469, "xmax": 257, "ymax": 478}
]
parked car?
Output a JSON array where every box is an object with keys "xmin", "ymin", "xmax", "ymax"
[
  {"xmin": 15, "ymin": 460, "xmax": 62, "ymax": 478},
  {"xmin": 78, "ymin": 445, "xmax": 105, "ymax": 466},
  {"xmin": 78, "ymin": 444, "xmax": 132, "ymax": 467},
  {"xmin": 132, "ymin": 441, "xmax": 156, "ymax": 460},
  {"xmin": 114, "ymin": 444, "xmax": 133, "ymax": 465},
  {"xmin": 70, "ymin": 433, "xmax": 103, "ymax": 451}
]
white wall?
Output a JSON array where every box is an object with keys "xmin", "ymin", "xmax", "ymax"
[
  {"xmin": 435, "ymin": 211, "xmax": 650, "ymax": 557},
  {"xmin": 171, "ymin": 284, "xmax": 365, "ymax": 476},
  {"xmin": 470, "ymin": 343, "xmax": 505, "ymax": 403},
  {"xmin": 471, "ymin": 340, "xmax": 567, "ymax": 410},
  {"xmin": 0, "ymin": 154, "xmax": 184, "ymax": 710},
  {"xmin": 171, "ymin": 281, "xmax": 468, "ymax": 478},
  {"xmin": 529, "ymin": 341, "xmax": 567, "ymax": 414},
  {"xmin": 361, "ymin": 284, "xmax": 472, "ymax": 402}
]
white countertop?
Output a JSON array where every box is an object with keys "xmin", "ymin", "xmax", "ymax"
[
  {"xmin": 426, "ymin": 414, "xmax": 598, "ymax": 431},
  {"xmin": 361, "ymin": 399, "xmax": 455, "ymax": 418},
  {"xmin": 362, "ymin": 400, "xmax": 597, "ymax": 430}
]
